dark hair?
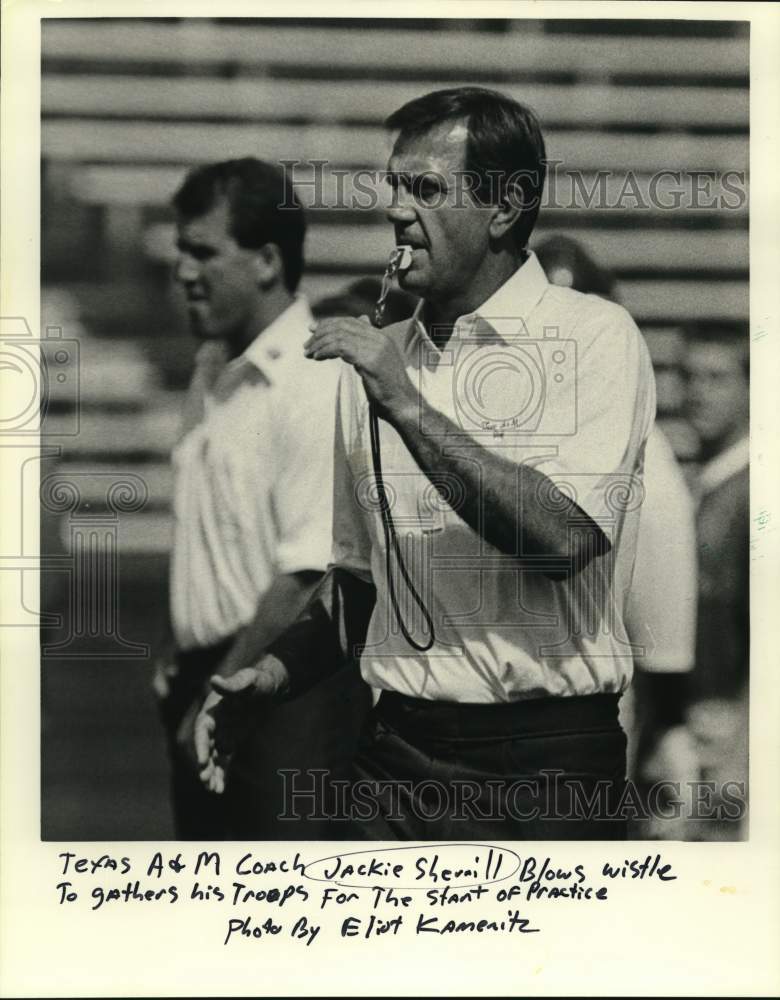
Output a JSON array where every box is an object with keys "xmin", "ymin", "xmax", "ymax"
[
  {"xmin": 172, "ymin": 158, "xmax": 305, "ymax": 292},
  {"xmin": 684, "ymin": 321, "xmax": 750, "ymax": 379},
  {"xmin": 385, "ymin": 86, "xmax": 546, "ymax": 249},
  {"xmin": 534, "ymin": 234, "xmax": 617, "ymax": 301}
]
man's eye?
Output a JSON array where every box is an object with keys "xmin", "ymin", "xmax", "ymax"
[
  {"xmin": 190, "ymin": 247, "xmax": 215, "ymax": 261},
  {"xmin": 385, "ymin": 173, "xmax": 443, "ymax": 204},
  {"xmin": 412, "ymin": 178, "xmax": 444, "ymax": 204}
]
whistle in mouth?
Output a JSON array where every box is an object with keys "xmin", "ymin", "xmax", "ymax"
[{"xmin": 395, "ymin": 244, "xmax": 413, "ymax": 271}]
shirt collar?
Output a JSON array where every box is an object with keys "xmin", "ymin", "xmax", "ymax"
[
  {"xmin": 238, "ymin": 294, "xmax": 313, "ymax": 382},
  {"xmin": 411, "ymin": 250, "xmax": 549, "ymax": 349}
]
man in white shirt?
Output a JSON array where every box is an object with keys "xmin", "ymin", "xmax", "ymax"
[
  {"xmin": 158, "ymin": 158, "xmax": 368, "ymax": 838},
  {"xmin": 199, "ymin": 90, "xmax": 656, "ymax": 839}
]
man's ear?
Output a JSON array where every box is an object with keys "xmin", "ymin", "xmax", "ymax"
[
  {"xmin": 488, "ymin": 178, "xmax": 526, "ymax": 242},
  {"xmin": 253, "ymin": 243, "xmax": 284, "ymax": 288}
]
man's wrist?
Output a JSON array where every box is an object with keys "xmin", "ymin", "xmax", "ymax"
[
  {"xmin": 212, "ymin": 654, "xmax": 240, "ymax": 681},
  {"xmin": 388, "ymin": 391, "xmax": 423, "ymax": 438}
]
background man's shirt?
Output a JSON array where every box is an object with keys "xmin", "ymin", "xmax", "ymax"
[
  {"xmin": 692, "ymin": 435, "xmax": 749, "ymax": 700},
  {"xmin": 626, "ymin": 425, "xmax": 697, "ymax": 673},
  {"xmin": 332, "ymin": 252, "xmax": 656, "ymax": 702},
  {"xmin": 170, "ymin": 296, "xmax": 339, "ymax": 651}
]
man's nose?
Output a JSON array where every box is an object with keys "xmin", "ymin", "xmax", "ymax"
[
  {"xmin": 175, "ymin": 254, "xmax": 200, "ymax": 284},
  {"xmin": 385, "ymin": 187, "xmax": 417, "ymax": 226}
]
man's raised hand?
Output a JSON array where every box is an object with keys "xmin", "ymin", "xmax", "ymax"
[{"xmin": 304, "ymin": 317, "xmax": 416, "ymax": 422}]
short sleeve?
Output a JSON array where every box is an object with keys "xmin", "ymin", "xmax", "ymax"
[
  {"xmin": 271, "ymin": 359, "xmax": 340, "ymax": 575},
  {"xmin": 331, "ymin": 365, "xmax": 374, "ymax": 581}
]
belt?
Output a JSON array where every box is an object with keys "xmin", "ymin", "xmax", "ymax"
[{"xmin": 375, "ymin": 691, "xmax": 621, "ymax": 741}]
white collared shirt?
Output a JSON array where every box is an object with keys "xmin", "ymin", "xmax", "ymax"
[
  {"xmin": 170, "ymin": 296, "xmax": 339, "ymax": 651},
  {"xmin": 332, "ymin": 252, "xmax": 656, "ymax": 702}
]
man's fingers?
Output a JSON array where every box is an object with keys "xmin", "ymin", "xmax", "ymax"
[
  {"xmin": 209, "ymin": 666, "xmax": 258, "ymax": 696},
  {"xmin": 304, "ymin": 331, "xmax": 353, "ymax": 362},
  {"xmin": 305, "ymin": 321, "xmax": 378, "ymax": 362},
  {"xmin": 194, "ymin": 711, "xmax": 214, "ymax": 767},
  {"xmin": 201, "ymin": 663, "xmax": 283, "ymax": 795},
  {"xmin": 304, "ymin": 342, "xmax": 340, "ymax": 361},
  {"xmin": 199, "ymin": 751, "xmax": 229, "ymax": 796},
  {"xmin": 209, "ymin": 673, "xmax": 236, "ymax": 695},
  {"xmin": 207, "ymin": 758, "xmax": 227, "ymax": 795},
  {"xmin": 307, "ymin": 316, "xmax": 371, "ymax": 339},
  {"xmin": 309, "ymin": 323, "xmax": 375, "ymax": 347},
  {"xmin": 307, "ymin": 334, "xmax": 384, "ymax": 375}
]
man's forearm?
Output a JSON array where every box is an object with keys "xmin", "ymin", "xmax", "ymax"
[
  {"xmin": 265, "ymin": 566, "xmax": 376, "ymax": 700},
  {"xmin": 214, "ymin": 569, "xmax": 324, "ymax": 680},
  {"xmin": 388, "ymin": 397, "xmax": 609, "ymax": 573}
]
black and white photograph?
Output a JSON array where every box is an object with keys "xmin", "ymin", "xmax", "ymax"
[
  {"xmin": 2, "ymin": 4, "xmax": 778, "ymax": 997},
  {"xmin": 36, "ymin": 14, "xmax": 751, "ymax": 844}
]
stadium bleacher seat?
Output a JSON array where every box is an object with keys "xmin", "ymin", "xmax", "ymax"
[{"xmin": 40, "ymin": 18, "xmax": 749, "ymax": 552}]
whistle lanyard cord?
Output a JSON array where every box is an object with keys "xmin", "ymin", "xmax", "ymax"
[
  {"xmin": 368, "ymin": 402, "xmax": 436, "ymax": 653},
  {"xmin": 372, "ymin": 269, "xmax": 395, "ymax": 329}
]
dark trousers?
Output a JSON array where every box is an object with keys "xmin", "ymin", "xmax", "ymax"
[
  {"xmin": 351, "ymin": 692, "xmax": 628, "ymax": 840},
  {"xmin": 226, "ymin": 662, "xmax": 371, "ymax": 840}
]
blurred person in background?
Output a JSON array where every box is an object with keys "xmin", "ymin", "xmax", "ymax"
[
  {"xmin": 624, "ymin": 427, "xmax": 699, "ymax": 836},
  {"xmin": 154, "ymin": 157, "xmax": 369, "ymax": 838},
  {"xmin": 535, "ymin": 235, "xmax": 700, "ymax": 825},
  {"xmin": 683, "ymin": 324, "xmax": 749, "ymax": 838}
]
